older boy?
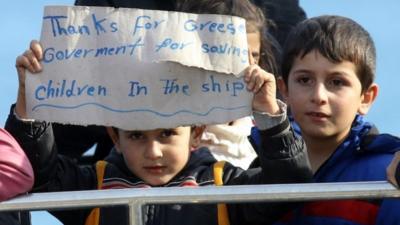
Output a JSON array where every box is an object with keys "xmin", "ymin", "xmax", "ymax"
[
  {"xmin": 275, "ymin": 15, "xmax": 400, "ymax": 224},
  {"xmin": 5, "ymin": 39, "xmax": 311, "ymax": 225}
]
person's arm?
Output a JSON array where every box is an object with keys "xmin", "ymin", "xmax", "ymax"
[
  {"xmin": 227, "ymin": 99, "xmax": 311, "ymax": 185},
  {"xmin": 7, "ymin": 41, "xmax": 57, "ymax": 189},
  {"xmin": 253, "ymin": 101, "xmax": 311, "ymax": 183},
  {"xmin": 5, "ymin": 109, "xmax": 98, "ymax": 224},
  {"xmin": 387, "ymin": 151, "xmax": 400, "ymax": 187},
  {"xmin": 225, "ymin": 60, "xmax": 311, "ymax": 225},
  {"xmin": 226, "ymin": 102, "xmax": 311, "ymax": 225},
  {"xmin": 0, "ymin": 128, "xmax": 34, "ymax": 201},
  {"xmin": 242, "ymin": 55, "xmax": 311, "ymax": 183},
  {"xmin": 7, "ymin": 40, "xmax": 97, "ymax": 192},
  {"xmin": 5, "ymin": 106, "xmax": 59, "ymax": 191},
  {"xmin": 7, "ymin": 42, "xmax": 99, "ymax": 220}
]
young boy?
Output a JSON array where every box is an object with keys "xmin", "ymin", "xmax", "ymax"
[
  {"xmin": 275, "ymin": 15, "xmax": 400, "ymax": 224},
  {"xmin": 5, "ymin": 39, "xmax": 311, "ymax": 225}
]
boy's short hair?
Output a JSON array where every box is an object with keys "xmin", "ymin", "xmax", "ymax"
[{"xmin": 281, "ymin": 15, "xmax": 376, "ymax": 92}]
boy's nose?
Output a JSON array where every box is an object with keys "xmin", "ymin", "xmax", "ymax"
[
  {"xmin": 310, "ymin": 83, "xmax": 328, "ymax": 105},
  {"xmin": 144, "ymin": 141, "xmax": 163, "ymax": 160}
]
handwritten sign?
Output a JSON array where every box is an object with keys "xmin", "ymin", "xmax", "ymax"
[{"xmin": 26, "ymin": 6, "xmax": 252, "ymax": 130}]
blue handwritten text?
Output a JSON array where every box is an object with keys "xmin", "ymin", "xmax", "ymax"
[
  {"xmin": 183, "ymin": 19, "xmax": 245, "ymax": 35},
  {"xmin": 43, "ymin": 13, "xmax": 118, "ymax": 38},
  {"xmin": 201, "ymin": 75, "xmax": 245, "ymax": 96},
  {"xmin": 161, "ymin": 79, "xmax": 190, "ymax": 96},
  {"xmin": 35, "ymin": 79, "xmax": 107, "ymax": 101},
  {"xmin": 128, "ymin": 81, "xmax": 148, "ymax": 97},
  {"xmin": 155, "ymin": 38, "xmax": 192, "ymax": 52},
  {"xmin": 202, "ymin": 43, "xmax": 248, "ymax": 63},
  {"xmin": 133, "ymin": 15, "xmax": 165, "ymax": 36},
  {"xmin": 43, "ymin": 37, "xmax": 144, "ymax": 63}
]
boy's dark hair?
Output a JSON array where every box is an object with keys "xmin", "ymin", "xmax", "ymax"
[
  {"xmin": 281, "ymin": 15, "xmax": 376, "ymax": 93},
  {"xmin": 176, "ymin": 0, "xmax": 281, "ymax": 75}
]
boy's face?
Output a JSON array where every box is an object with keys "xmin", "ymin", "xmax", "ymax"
[
  {"xmin": 109, "ymin": 127, "xmax": 202, "ymax": 186},
  {"xmin": 280, "ymin": 50, "xmax": 377, "ymax": 142}
]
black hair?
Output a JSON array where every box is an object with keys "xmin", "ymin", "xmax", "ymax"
[{"xmin": 281, "ymin": 15, "xmax": 376, "ymax": 92}]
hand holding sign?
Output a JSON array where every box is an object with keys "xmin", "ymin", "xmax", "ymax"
[
  {"xmin": 244, "ymin": 52, "xmax": 280, "ymax": 115},
  {"xmin": 23, "ymin": 6, "xmax": 252, "ymax": 130},
  {"xmin": 15, "ymin": 40, "xmax": 43, "ymax": 119}
]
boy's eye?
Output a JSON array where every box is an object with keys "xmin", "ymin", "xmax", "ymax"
[
  {"xmin": 160, "ymin": 129, "xmax": 176, "ymax": 138},
  {"xmin": 296, "ymin": 76, "xmax": 311, "ymax": 84},
  {"xmin": 330, "ymin": 78, "xmax": 345, "ymax": 87},
  {"xmin": 128, "ymin": 131, "xmax": 144, "ymax": 140}
]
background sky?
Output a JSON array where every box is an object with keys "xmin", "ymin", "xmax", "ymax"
[{"xmin": 1, "ymin": 1, "xmax": 399, "ymax": 224}]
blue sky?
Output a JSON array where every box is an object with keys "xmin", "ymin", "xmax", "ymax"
[{"xmin": 1, "ymin": 1, "xmax": 399, "ymax": 224}]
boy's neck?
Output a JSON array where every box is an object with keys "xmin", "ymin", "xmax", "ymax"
[{"xmin": 303, "ymin": 133, "xmax": 349, "ymax": 174}]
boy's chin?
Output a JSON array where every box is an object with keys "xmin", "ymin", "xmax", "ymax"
[{"xmin": 143, "ymin": 176, "xmax": 171, "ymax": 187}]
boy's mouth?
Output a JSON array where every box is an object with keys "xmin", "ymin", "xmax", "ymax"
[
  {"xmin": 144, "ymin": 166, "xmax": 166, "ymax": 174},
  {"xmin": 305, "ymin": 111, "xmax": 329, "ymax": 119}
]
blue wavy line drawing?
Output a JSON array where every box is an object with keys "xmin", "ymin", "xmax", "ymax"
[{"xmin": 32, "ymin": 102, "xmax": 249, "ymax": 117}]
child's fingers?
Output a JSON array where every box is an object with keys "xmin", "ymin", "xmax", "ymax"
[
  {"xmin": 243, "ymin": 64, "xmax": 255, "ymax": 82},
  {"xmin": 15, "ymin": 55, "xmax": 28, "ymax": 78},
  {"xmin": 23, "ymin": 49, "xmax": 42, "ymax": 72},
  {"xmin": 30, "ymin": 40, "xmax": 43, "ymax": 61},
  {"xmin": 253, "ymin": 74, "xmax": 264, "ymax": 93},
  {"xmin": 245, "ymin": 67, "xmax": 257, "ymax": 91},
  {"xmin": 244, "ymin": 64, "xmax": 272, "ymax": 93},
  {"xmin": 16, "ymin": 54, "xmax": 35, "ymax": 74}
]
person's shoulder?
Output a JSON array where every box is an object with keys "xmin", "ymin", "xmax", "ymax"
[
  {"xmin": 0, "ymin": 128, "xmax": 17, "ymax": 144},
  {"xmin": 361, "ymin": 132, "xmax": 400, "ymax": 154},
  {"xmin": 0, "ymin": 127, "xmax": 30, "ymax": 165},
  {"xmin": 344, "ymin": 133, "xmax": 400, "ymax": 180}
]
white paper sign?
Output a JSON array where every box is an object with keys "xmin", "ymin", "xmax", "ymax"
[{"xmin": 26, "ymin": 6, "xmax": 252, "ymax": 130}]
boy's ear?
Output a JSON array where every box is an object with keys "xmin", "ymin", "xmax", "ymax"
[
  {"xmin": 358, "ymin": 83, "xmax": 379, "ymax": 115},
  {"xmin": 106, "ymin": 127, "xmax": 122, "ymax": 153},
  {"xmin": 190, "ymin": 125, "xmax": 205, "ymax": 149},
  {"xmin": 277, "ymin": 77, "xmax": 289, "ymax": 100}
]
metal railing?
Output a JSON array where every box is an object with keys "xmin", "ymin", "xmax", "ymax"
[{"xmin": 1, "ymin": 181, "xmax": 399, "ymax": 225}]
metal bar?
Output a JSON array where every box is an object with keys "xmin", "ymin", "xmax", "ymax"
[
  {"xmin": 128, "ymin": 202, "xmax": 143, "ymax": 225},
  {"xmin": 0, "ymin": 181, "xmax": 399, "ymax": 212}
]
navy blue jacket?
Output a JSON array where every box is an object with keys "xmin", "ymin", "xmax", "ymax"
[{"xmin": 274, "ymin": 115, "xmax": 400, "ymax": 225}]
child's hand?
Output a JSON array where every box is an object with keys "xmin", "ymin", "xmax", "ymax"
[
  {"xmin": 15, "ymin": 40, "xmax": 43, "ymax": 118},
  {"xmin": 387, "ymin": 151, "xmax": 400, "ymax": 188},
  {"xmin": 244, "ymin": 53, "xmax": 280, "ymax": 114},
  {"xmin": 16, "ymin": 40, "xmax": 43, "ymax": 88}
]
